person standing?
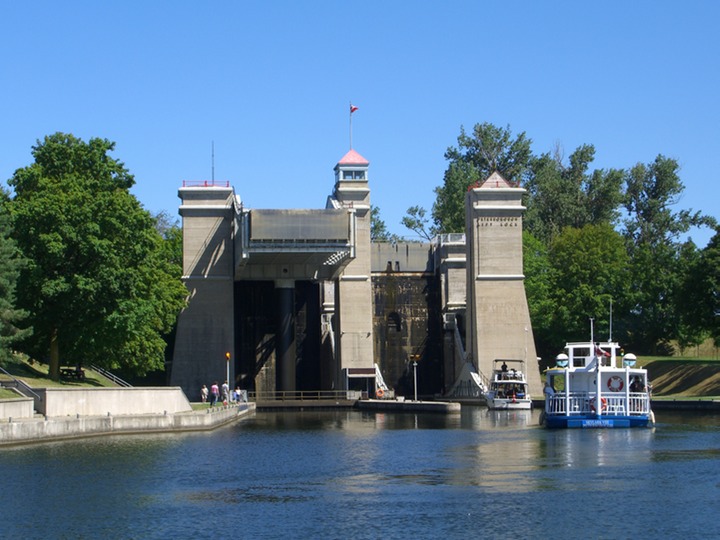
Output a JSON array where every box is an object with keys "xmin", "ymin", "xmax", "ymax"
[
  {"xmin": 201, "ymin": 384, "xmax": 209, "ymax": 403},
  {"xmin": 221, "ymin": 380, "xmax": 230, "ymax": 405},
  {"xmin": 210, "ymin": 381, "xmax": 220, "ymax": 406}
]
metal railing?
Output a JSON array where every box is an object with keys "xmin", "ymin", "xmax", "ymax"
[
  {"xmin": 182, "ymin": 180, "xmax": 230, "ymax": 188},
  {"xmin": 545, "ymin": 392, "xmax": 650, "ymax": 416},
  {"xmin": 249, "ymin": 390, "xmax": 360, "ymax": 402},
  {"xmin": 0, "ymin": 366, "xmax": 42, "ymax": 401},
  {"xmin": 90, "ymin": 365, "xmax": 132, "ymax": 387}
]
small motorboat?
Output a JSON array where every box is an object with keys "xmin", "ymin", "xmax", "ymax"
[{"xmin": 485, "ymin": 359, "xmax": 532, "ymax": 410}]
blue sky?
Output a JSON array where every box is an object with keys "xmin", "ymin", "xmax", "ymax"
[{"xmin": 2, "ymin": 1, "xmax": 718, "ymax": 245}]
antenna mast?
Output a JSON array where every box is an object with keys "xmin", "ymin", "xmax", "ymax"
[{"xmin": 211, "ymin": 141, "xmax": 215, "ymax": 182}]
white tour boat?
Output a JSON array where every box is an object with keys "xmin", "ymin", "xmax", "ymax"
[
  {"xmin": 541, "ymin": 341, "xmax": 654, "ymax": 428},
  {"xmin": 485, "ymin": 359, "xmax": 532, "ymax": 410}
]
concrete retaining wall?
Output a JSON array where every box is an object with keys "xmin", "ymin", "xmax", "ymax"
[
  {"xmin": 0, "ymin": 403, "xmax": 255, "ymax": 446},
  {"xmin": 0, "ymin": 397, "xmax": 35, "ymax": 419},
  {"xmin": 650, "ymin": 399, "xmax": 720, "ymax": 411},
  {"xmin": 33, "ymin": 387, "xmax": 192, "ymax": 417}
]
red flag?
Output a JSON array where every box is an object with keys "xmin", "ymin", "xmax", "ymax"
[{"xmin": 350, "ymin": 104, "xmax": 358, "ymax": 113}]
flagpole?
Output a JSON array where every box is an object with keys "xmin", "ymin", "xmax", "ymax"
[{"xmin": 349, "ymin": 101, "xmax": 353, "ymax": 149}]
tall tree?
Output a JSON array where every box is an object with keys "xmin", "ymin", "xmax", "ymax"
[
  {"xmin": 404, "ymin": 123, "xmax": 533, "ymax": 235},
  {"xmin": 547, "ymin": 223, "xmax": 630, "ymax": 347},
  {"xmin": 524, "ymin": 144, "xmax": 624, "ymax": 243},
  {"xmin": 154, "ymin": 210, "xmax": 183, "ymax": 268},
  {"xmin": 0, "ymin": 187, "xmax": 31, "ymax": 364},
  {"xmin": 625, "ymin": 155, "xmax": 693, "ymax": 353},
  {"xmin": 401, "ymin": 205, "xmax": 434, "ymax": 241},
  {"xmin": 522, "ymin": 231, "xmax": 557, "ymax": 363},
  {"xmin": 678, "ymin": 231, "xmax": 720, "ymax": 348},
  {"xmin": 622, "ymin": 155, "xmax": 704, "ymax": 352},
  {"xmin": 8, "ymin": 133, "xmax": 187, "ymax": 379}
]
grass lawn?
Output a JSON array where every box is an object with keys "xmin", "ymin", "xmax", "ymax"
[
  {"xmin": 637, "ymin": 356, "xmax": 720, "ymax": 399},
  {"xmin": 0, "ymin": 388, "xmax": 19, "ymax": 399},
  {"xmin": 0, "ymin": 358, "xmax": 117, "ymax": 389}
]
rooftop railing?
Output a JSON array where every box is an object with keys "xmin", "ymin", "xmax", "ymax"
[{"xmin": 182, "ymin": 180, "xmax": 231, "ymax": 188}]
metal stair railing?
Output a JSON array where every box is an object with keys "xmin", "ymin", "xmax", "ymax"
[
  {"xmin": 90, "ymin": 365, "xmax": 132, "ymax": 387},
  {"xmin": 0, "ymin": 365, "xmax": 43, "ymax": 402}
]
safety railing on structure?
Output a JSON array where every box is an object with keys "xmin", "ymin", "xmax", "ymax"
[
  {"xmin": 545, "ymin": 392, "xmax": 650, "ymax": 416},
  {"xmin": 0, "ymin": 365, "xmax": 43, "ymax": 402},
  {"xmin": 182, "ymin": 180, "xmax": 231, "ymax": 188},
  {"xmin": 90, "ymin": 365, "xmax": 132, "ymax": 387},
  {"xmin": 249, "ymin": 390, "xmax": 361, "ymax": 402}
]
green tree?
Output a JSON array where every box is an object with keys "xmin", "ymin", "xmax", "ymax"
[
  {"xmin": 524, "ymin": 144, "xmax": 624, "ymax": 243},
  {"xmin": 0, "ymin": 187, "xmax": 31, "ymax": 364},
  {"xmin": 406, "ymin": 123, "xmax": 533, "ymax": 235},
  {"xmin": 622, "ymin": 155, "xmax": 705, "ymax": 352},
  {"xmin": 547, "ymin": 224, "xmax": 630, "ymax": 346},
  {"xmin": 522, "ymin": 231, "xmax": 557, "ymax": 363},
  {"xmin": 678, "ymin": 231, "xmax": 720, "ymax": 348},
  {"xmin": 154, "ymin": 210, "xmax": 183, "ymax": 268},
  {"xmin": 8, "ymin": 133, "xmax": 187, "ymax": 379},
  {"xmin": 401, "ymin": 205, "xmax": 434, "ymax": 241}
]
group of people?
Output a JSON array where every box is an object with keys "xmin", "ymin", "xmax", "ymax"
[
  {"xmin": 497, "ymin": 384, "xmax": 526, "ymax": 399},
  {"xmin": 200, "ymin": 381, "xmax": 246, "ymax": 406}
]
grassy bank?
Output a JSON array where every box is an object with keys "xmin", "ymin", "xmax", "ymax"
[
  {"xmin": 637, "ymin": 357, "xmax": 720, "ymax": 399},
  {"xmin": 0, "ymin": 358, "xmax": 117, "ymax": 389}
]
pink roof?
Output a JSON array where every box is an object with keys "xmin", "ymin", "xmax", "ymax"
[{"xmin": 337, "ymin": 149, "xmax": 369, "ymax": 166}]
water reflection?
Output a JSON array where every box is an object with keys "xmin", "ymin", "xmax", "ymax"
[{"xmin": 1, "ymin": 408, "xmax": 719, "ymax": 540}]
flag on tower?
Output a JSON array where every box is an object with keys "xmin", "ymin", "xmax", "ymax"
[{"xmin": 350, "ymin": 104, "xmax": 358, "ymax": 113}]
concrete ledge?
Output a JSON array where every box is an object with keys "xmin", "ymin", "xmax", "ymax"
[
  {"xmin": 0, "ymin": 397, "xmax": 35, "ymax": 419},
  {"xmin": 357, "ymin": 399, "xmax": 461, "ymax": 413},
  {"xmin": 33, "ymin": 387, "xmax": 192, "ymax": 417},
  {"xmin": 0, "ymin": 403, "xmax": 255, "ymax": 447},
  {"xmin": 650, "ymin": 399, "xmax": 720, "ymax": 410}
]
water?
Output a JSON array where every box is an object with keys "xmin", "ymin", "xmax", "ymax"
[{"xmin": 1, "ymin": 408, "xmax": 718, "ymax": 539}]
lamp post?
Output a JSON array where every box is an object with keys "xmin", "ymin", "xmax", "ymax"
[
  {"xmin": 413, "ymin": 361, "xmax": 418, "ymax": 401},
  {"xmin": 411, "ymin": 354, "xmax": 419, "ymax": 402},
  {"xmin": 225, "ymin": 352, "xmax": 231, "ymax": 393}
]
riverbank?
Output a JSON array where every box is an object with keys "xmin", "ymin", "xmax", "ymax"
[{"xmin": 0, "ymin": 402, "xmax": 255, "ymax": 447}]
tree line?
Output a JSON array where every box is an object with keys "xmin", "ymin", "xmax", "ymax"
[
  {"xmin": 378, "ymin": 123, "xmax": 719, "ymax": 361},
  {"xmin": 0, "ymin": 133, "xmax": 186, "ymax": 380},
  {"xmin": 2, "ymin": 129, "xmax": 717, "ymax": 381}
]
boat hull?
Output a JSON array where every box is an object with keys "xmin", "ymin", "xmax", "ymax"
[
  {"xmin": 487, "ymin": 398, "xmax": 532, "ymax": 410},
  {"xmin": 544, "ymin": 414, "xmax": 650, "ymax": 429}
]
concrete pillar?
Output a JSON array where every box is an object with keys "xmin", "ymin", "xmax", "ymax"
[
  {"xmin": 276, "ymin": 280, "xmax": 296, "ymax": 392},
  {"xmin": 465, "ymin": 172, "xmax": 541, "ymax": 396},
  {"xmin": 171, "ymin": 183, "xmax": 235, "ymax": 399}
]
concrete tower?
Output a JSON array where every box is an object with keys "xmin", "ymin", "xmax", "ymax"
[
  {"xmin": 465, "ymin": 172, "xmax": 541, "ymax": 395},
  {"xmin": 327, "ymin": 150, "xmax": 375, "ymax": 390},
  {"xmin": 171, "ymin": 181, "xmax": 235, "ymax": 398}
]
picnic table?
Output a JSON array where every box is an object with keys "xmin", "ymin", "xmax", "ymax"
[{"xmin": 60, "ymin": 367, "xmax": 86, "ymax": 381}]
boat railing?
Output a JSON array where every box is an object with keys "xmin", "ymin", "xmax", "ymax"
[
  {"xmin": 546, "ymin": 391, "xmax": 650, "ymax": 416},
  {"xmin": 494, "ymin": 372, "xmax": 525, "ymax": 382}
]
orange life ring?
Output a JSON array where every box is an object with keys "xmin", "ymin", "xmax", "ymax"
[
  {"xmin": 590, "ymin": 397, "xmax": 608, "ymax": 412},
  {"xmin": 607, "ymin": 376, "xmax": 624, "ymax": 392},
  {"xmin": 376, "ymin": 388, "xmax": 384, "ymax": 398}
]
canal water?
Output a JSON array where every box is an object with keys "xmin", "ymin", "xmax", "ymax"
[{"xmin": 1, "ymin": 407, "xmax": 718, "ymax": 539}]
